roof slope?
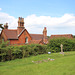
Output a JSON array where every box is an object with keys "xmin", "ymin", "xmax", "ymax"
[
  {"xmin": 3, "ymin": 29, "xmax": 18, "ymax": 39},
  {"xmin": 2, "ymin": 29, "xmax": 45, "ymax": 40},
  {"xmin": 50, "ymin": 34, "xmax": 73, "ymax": 39},
  {"xmin": 30, "ymin": 34, "xmax": 44, "ymax": 40},
  {"xmin": 28, "ymin": 40, "xmax": 42, "ymax": 44},
  {"xmin": 2, "ymin": 29, "xmax": 48, "ymax": 44}
]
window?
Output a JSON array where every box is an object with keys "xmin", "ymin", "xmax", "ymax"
[{"xmin": 25, "ymin": 37, "xmax": 28, "ymax": 44}]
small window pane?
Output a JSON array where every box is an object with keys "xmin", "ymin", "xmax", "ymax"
[{"xmin": 25, "ymin": 37, "xmax": 28, "ymax": 44}]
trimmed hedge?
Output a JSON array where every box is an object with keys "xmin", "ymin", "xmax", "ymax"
[{"xmin": 0, "ymin": 42, "xmax": 47, "ymax": 62}]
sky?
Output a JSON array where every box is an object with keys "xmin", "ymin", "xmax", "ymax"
[{"xmin": 0, "ymin": 0, "xmax": 75, "ymax": 36}]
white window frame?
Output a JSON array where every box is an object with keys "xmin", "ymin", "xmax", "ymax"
[{"xmin": 25, "ymin": 37, "xmax": 28, "ymax": 44}]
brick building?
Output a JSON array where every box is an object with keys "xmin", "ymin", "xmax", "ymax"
[{"xmin": 0, "ymin": 17, "xmax": 48, "ymax": 45}]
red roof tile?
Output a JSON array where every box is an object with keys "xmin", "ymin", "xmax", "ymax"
[
  {"xmin": 2, "ymin": 29, "xmax": 48, "ymax": 44},
  {"xmin": 30, "ymin": 34, "xmax": 44, "ymax": 40},
  {"xmin": 28, "ymin": 40, "xmax": 42, "ymax": 44},
  {"xmin": 50, "ymin": 34, "xmax": 73, "ymax": 39},
  {"xmin": 3, "ymin": 29, "xmax": 18, "ymax": 39}
]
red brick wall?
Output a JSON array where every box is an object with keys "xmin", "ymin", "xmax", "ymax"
[
  {"xmin": 10, "ymin": 30, "xmax": 32, "ymax": 45},
  {"xmin": 17, "ymin": 27, "xmax": 24, "ymax": 35}
]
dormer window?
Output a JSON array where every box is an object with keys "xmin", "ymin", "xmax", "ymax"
[{"xmin": 25, "ymin": 37, "xmax": 28, "ymax": 44}]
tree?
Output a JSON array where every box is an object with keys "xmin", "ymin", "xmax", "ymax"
[{"xmin": 0, "ymin": 24, "xmax": 4, "ymax": 29}]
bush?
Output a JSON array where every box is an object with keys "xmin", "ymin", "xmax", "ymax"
[
  {"xmin": 47, "ymin": 38, "xmax": 75, "ymax": 53},
  {"xmin": 1, "ymin": 38, "xmax": 75, "ymax": 62},
  {"xmin": 29, "ymin": 44, "xmax": 47, "ymax": 56},
  {"xmin": 0, "ymin": 43, "xmax": 47, "ymax": 62}
]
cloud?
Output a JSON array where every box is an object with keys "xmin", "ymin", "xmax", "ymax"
[
  {"xmin": 25, "ymin": 14, "xmax": 75, "ymax": 35},
  {"xmin": 25, "ymin": 14, "xmax": 75, "ymax": 27},
  {"xmin": 0, "ymin": 8, "xmax": 2, "ymax": 11},
  {"xmin": 0, "ymin": 12, "xmax": 17, "ymax": 29},
  {"xmin": 0, "ymin": 12, "xmax": 75, "ymax": 35}
]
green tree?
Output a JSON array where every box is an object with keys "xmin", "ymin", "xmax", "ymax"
[{"xmin": 0, "ymin": 24, "xmax": 4, "ymax": 29}]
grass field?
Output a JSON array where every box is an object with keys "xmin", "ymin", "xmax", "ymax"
[{"xmin": 0, "ymin": 51, "xmax": 75, "ymax": 75}]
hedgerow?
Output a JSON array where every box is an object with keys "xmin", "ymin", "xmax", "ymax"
[
  {"xmin": 0, "ymin": 42, "xmax": 47, "ymax": 62},
  {"xmin": 0, "ymin": 38, "xmax": 75, "ymax": 62},
  {"xmin": 47, "ymin": 38, "xmax": 75, "ymax": 52}
]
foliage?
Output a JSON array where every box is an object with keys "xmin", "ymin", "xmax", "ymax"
[
  {"xmin": 47, "ymin": 38, "xmax": 75, "ymax": 52},
  {"xmin": 0, "ymin": 24, "xmax": 4, "ymax": 29},
  {"xmin": 0, "ymin": 38, "xmax": 75, "ymax": 62},
  {"xmin": 0, "ymin": 42, "xmax": 47, "ymax": 62},
  {"xmin": 0, "ymin": 41, "xmax": 9, "ymax": 61},
  {"xmin": 73, "ymin": 35, "xmax": 75, "ymax": 38}
]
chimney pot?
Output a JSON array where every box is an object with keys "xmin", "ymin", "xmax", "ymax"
[{"xmin": 4, "ymin": 23, "xmax": 8, "ymax": 29}]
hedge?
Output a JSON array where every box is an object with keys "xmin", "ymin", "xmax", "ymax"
[
  {"xmin": 47, "ymin": 38, "xmax": 75, "ymax": 52},
  {"xmin": 0, "ymin": 42, "xmax": 47, "ymax": 62},
  {"xmin": 0, "ymin": 38, "xmax": 75, "ymax": 62}
]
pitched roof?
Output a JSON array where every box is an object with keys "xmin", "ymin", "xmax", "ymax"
[
  {"xmin": 30, "ymin": 34, "xmax": 44, "ymax": 40},
  {"xmin": 2, "ymin": 29, "xmax": 44, "ymax": 40},
  {"xmin": 50, "ymin": 34, "xmax": 73, "ymax": 39},
  {"xmin": 18, "ymin": 29, "xmax": 32, "ymax": 39},
  {"xmin": 18, "ymin": 29, "xmax": 25, "ymax": 37},
  {"xmin": 2, "ymin": 29, "xmax": 48, "ymax": 43},
  {"xmin": 28, "ymin": 40, "xmax": 42, "ymax": 44},
  {"xmin": 3, "ymin": 29, "xmax": 18, "ymax": 39},
  {"xmin": 2, "ymin": 29, "xmax": 31, "ymax": 40}
]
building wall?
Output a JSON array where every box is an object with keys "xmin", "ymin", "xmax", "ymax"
[{"xmin": 10, "ymin": 30, "xmax": 32, "ymax": 45}]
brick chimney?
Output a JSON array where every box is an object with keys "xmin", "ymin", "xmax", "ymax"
[
  {"xmin": 17, "ymin": 17, "xmax": 25, "ymax": 35},
  {"xmin": 43, "ymin": 27, "xmax": 47, "ymax": 37},
  {"xmin": 43, "ymin": 27, "xmax": 47, "ymax": 43},
  {"xmin": 4, "ymin": 23, "xmax": 8, "ymax": 29}
]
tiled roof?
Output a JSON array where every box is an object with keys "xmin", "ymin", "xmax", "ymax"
[
  {"xmin": 2, "ymin": 29, "xmax": 48, "ymax": 43},
  {"xmin": 2, "ymin": 29, "xmax": 45, "ymax": 40},
  {"xmin": 30, "ymin": 34, "xmax": 44, "ymax": 40},
  {"xmin": 50, "ymin": 34, "xmax": 73, "ymax": 39},
  {"xmin": 18, "ymin": 29, "xmax": 25, "ymax": 37},
  {"xmin": 28, "ymin": 40, "xmax": 42, "ymax": 44},
  {"xmin": 3, "ymin": 29, "xmax": 18, "ymax": 39}
]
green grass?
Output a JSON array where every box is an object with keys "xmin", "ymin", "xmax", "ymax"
[{"xmin": 0, "ymin": 51, "xmax": 75, "ymax": 75}]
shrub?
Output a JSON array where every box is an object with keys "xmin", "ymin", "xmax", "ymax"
[
  {"xmin": 47, "ymin": 38, "xmax": 75, "ymax": 53},
  {"xmin": 0, "ymin": 43, "xmax": 47, "ymax": 62},
  {"xmin": 1, "ymin": 38, "xmax": 75, "ymax": 62}
]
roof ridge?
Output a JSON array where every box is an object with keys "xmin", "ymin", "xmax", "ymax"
[
  {"xmin": 30, "ymin": 34, "xmax": 43, "ymax": 35},
  {"xmin": 8, "ymin": 29, "xmax": 17, "ymax": 31},
  {"xmin": 18, "ymin": 29, "xmax": 25, "ymax": 37},
  {"xmin": 51, "ymin": 34, "xmax": 72, "ymax": 35}
]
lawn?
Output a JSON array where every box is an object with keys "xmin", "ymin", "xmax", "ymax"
[{"xmin": 0, "ymin": 51, "xmax": 75, "ymax": 75}]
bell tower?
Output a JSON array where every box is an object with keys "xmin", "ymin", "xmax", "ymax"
[{"xmin": 17, "ymin": 17, "xmax": 25, "ymax": 35}]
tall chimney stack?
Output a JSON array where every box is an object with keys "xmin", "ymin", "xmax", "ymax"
[
  {"xmin": 4, "ymin": 23, "xmax": 8, "ymax": 29},
  {"xmin": 43, "ymin": 27, "xmax": 47, "ymax": 44},
  {"xmin": 17, "ymin": 17, "xmax": 25, "ymax": 35}
]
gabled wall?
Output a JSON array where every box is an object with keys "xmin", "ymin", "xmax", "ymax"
[{"xmin": 10, "ymin": 29, "xmax": 32, "ymax": 45}]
